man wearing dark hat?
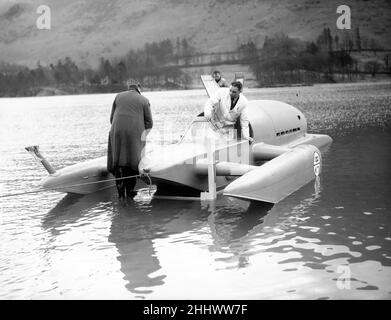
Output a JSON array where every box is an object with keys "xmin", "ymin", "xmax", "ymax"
[
  {"xmin": 212, "ymin": 70, "xmax": 229, "ymax": 87},
  {"xmin": 107, "ymin": 80, "xmax": 153, "ymax": 199}
]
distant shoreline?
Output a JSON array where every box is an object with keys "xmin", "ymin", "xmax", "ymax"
[{"xmin": 1, "ymin": 78, "xmax": 390, "ymax": 99}]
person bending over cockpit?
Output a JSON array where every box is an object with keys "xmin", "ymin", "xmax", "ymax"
[{"xmin": 204, "ymin": 81, "xmax": 253, "ymax": 143}]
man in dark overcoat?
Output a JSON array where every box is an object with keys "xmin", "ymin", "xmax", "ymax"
[{"xmin": 107, "ymin": 80, "xmax": 153, "ymax": 198}]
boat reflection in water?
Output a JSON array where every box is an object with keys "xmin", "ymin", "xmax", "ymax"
[
  {"xmin": 108, "ymin": 192, "xmax": 274, "ymax": 296},
  {"xmin": 41, "ymin": 177, "xmax": 327, "ymax": 298},
  {"xmin": 42, "ymin": 190, "xmax": 274, "ymax": 295},
  {"xmin": 112, "ymin": 178, "xmax": 327, "ymax": 297}
]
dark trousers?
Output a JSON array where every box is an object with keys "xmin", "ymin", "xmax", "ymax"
[{"xmin": 114, "ymin": 167, "xmax": 138, "ymax": 198}]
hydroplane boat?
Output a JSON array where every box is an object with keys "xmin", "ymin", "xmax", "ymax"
[{"xmin": 26, "ymin": 75, "xmax": 332, "ymax": 204}]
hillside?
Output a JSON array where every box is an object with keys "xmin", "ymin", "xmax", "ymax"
[{"xmin": 0, "ymin": 0, "xmax": 390, "ymax": 68}]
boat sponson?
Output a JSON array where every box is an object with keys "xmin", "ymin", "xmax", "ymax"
[{"xmin": 223, "ymin": 144, "xmax": 321, "ymax": 203}]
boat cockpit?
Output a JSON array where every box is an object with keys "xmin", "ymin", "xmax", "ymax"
[{"xmin": 179, "ymin": 117, "xmax": 243, "ymax": 147}]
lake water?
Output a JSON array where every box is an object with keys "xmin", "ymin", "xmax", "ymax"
[{"xmin": 0, "ymin": 82, "xmax": 390, "ymax": 299}]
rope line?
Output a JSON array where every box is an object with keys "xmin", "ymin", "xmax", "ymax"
[
  {"xmin": 0, "ymin": 173, "xmax": 148, "ymax": 199},
  {"xmin": 144, "ymin": 173, "xmax": 153, "ymax": 196}
]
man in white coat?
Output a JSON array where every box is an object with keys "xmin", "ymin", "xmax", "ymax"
[{"xmin": 204, "ymin": 81, "xmax": 253, "ymax": 142}]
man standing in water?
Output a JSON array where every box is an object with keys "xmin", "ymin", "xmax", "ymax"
[{"xmin": 107, "ymin": 79, "xmax": 153, "ymax": 199}]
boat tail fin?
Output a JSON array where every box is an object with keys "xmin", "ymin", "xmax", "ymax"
[{"xmin": 25, "ymin": 145, "xmax": 56, "ymax": 174}]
